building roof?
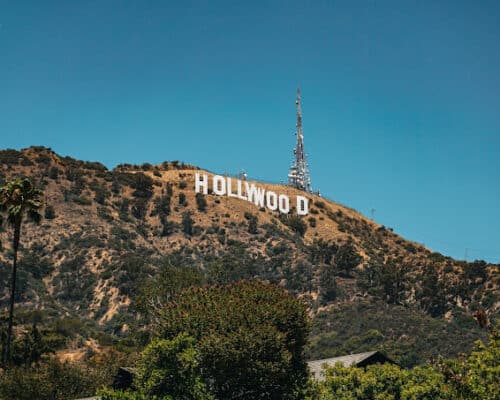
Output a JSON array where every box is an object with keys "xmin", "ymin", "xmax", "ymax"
[{"xmin": 307, "ymin": 351, "xmax": 395, "ymax": 380}]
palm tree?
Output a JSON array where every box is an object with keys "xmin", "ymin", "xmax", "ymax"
[{"xmin": 0, "ymin": 178, "xmax": 42, "ymax": 363}]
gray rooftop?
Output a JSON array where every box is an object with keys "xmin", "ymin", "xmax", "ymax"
[{"xmin": 308, "ymin": 351, "xmax": 385, "ymax": 380}]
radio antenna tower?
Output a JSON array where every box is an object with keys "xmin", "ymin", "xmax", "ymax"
[{"xmin": 288, "ymin": 87, "xmax": 312, "ymax": 193}]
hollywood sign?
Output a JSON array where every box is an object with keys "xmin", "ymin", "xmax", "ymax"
[{"xmin": 195, "ymin": 173, "xmax": 309, "ymax": 216}]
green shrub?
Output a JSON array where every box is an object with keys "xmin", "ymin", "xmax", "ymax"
[
  {"xmin": 182, "ymin": 212, "xmax": 194, "ymax": 235},
  {"xmin": 98, "ymin": 206, "xmax": 114, "ymax": 222},
  {"xmin": 0, "ymin": 359, "xmax": 103, "ymax": 400},
  {"xmin": 280, "ymin": 215, "xmax": 307, "ymax": 236},
  {"xmin": 44, "ymin": 205, "xmax": 56, "ymax": 219},
  {"xmin": 48, "ymin": 167, "xmax": 59, "ymax": 179},
  {"xmin": 73, "ymin": 196, "xmax": 92, "ymax": 206},
  {"xmin": 195, "ymin": 193, "xmax": 207, "ymax": 212},
  {"xmin": 178, "ymin": 192, "xmax": 187, "ymax": 206}
]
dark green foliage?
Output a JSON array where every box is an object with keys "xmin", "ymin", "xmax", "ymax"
[
  {"xmin": 314, "ymin": 201, "xmax": 325, "ymax": 209},
  {"xmin": 93, "ymin": 186, "xmax": 109, "ymax": 205},
  {"xmin": 65, "ymin": 166, "xmax": 83, "ymax": 183},
  {"xmin": 10, "ymin": 324, "xmax": 47, "ymax": 366},
  {"xmin": 319, "ymin": 264, "xmax": 338, "ymax": 303},
  {"xmin": 308, "ymin": 240, "xmax": 338, "ymax": 265},
  {"xmin": 0, "ymin": 149, "xmax": 32, "ymax": 165},
  {"xmin": 44, "ymin": 204, "xmax": 56, "ymax": 219},
  {"xmin": 334, "ymin": 243, "xmax": 362, "ymax": 275},
  {"xmin": 48, "ymin": 167, "xmax": 59, "ymax": 179},
  {"xmin": 166, "ymin": 182, "xmax": 173, "ymax": 197},
  {"xmin": 2, "ymin": 250, "xmax": 54, "ymax": 304},
  {"xmin": 248, "ymin": 216, "xmax": 258, "ymax": 234},
  {"xmin": 0, "ymin": 357, "xmax": 118, "ymax": 400},
  {"xmin": 111, "ymin": 179, "xmax": 121, "ymax": 195},
  {"xmin": 178, "ymin": 192, "xmax": 187, "ymax": 206},
  {"xmin": 463, "ymin": 260, "xmax": 488, "ymax": 286},
  {"xmin": 418, "ymin": 265, "xmax": 447, "ymax": 317},
  {"xmin": 244, "ymin": 212, "xmax": 258, "ymax": 234},
  {"xmin": 97, "ymin": 206, "xmax": 114, "ymax": 222},
  {"xmin": 308, "ymin": 217, "xmax": 317, "ymax": 227},
  {"xmin": 315, "ymin": 331, "xmax": 499, "ymax": 400},
  {"xmin": 206, "ymin": 244, "xmax": 266, "ymax": 285},
  {"xmin": 113, "ymin": 172, "xmax": 154, "ymax": 198},
  {"xmin": 73, "ymin": 196, "xmax": 92, "ymax": 206},
  {"xmin": 160, "ymin": 217, "xmax": 176, "ymax": 237},
  {"xmin": 152, "ymin": 195, "xmax": 171, "ymax": 217},
  {"xmin": 114, "ymin": 253, "xmax": 153, "ymax": 296},
  {"xmin": 131, "ymin": 198, "xmax": 148, "ymax": 219},
  {"xmin": 377, "ymin": 263, "xmax": 410, "ymax": 305},
  {"xmin": 134, "ymin": 334, "xmax": 212, "ymax": 399},
  {"xmin": 308, "ymin": 301, "xmax": 486, "ymax": 367},
  {"xmin": 134, "ymin": 262, "xmax": 205, "ymax": 317},
  {"xmin": 155, "ymin": 281, "xmax": 310, "ymax": 400},
  {"xmin": 119, "ymin": 198, "xmax": 130, "ymax": 220},
  {"xmin": 182, "ymin": 212, "xmax": 194, "ymax": 235},
  {"xmin": 53, "ymin": 256, "xmax": 97, "ymax": 305},
  {"xmin": 35, "ymin": 153, "xmax": 51, "ymax": 166},
  {"xmin": 179, "ymin": 180, "xmax": 187, "ymax": 189},
  {"xmin": 429, "ymin": 251, "xmax": 448, "ymax": 262},
  {"xmin": 356, "ymin": 263, "xmax": 380, "ymax": 295},
  {"xmin": 109, "ymin": 226, "xmax": 138, "ymax": 251},
  {"xmin": 280, "ymin": 215, "xmax": 307, "ymax": 236},
  {"xmin": 195, "ymin": 193, "xmax": 207, "ymax": 212},
  {"xmin": 283, "ymin": 258, "xmax": 313, "ymax": 294}
]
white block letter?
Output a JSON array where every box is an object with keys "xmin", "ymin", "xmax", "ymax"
[
  {"xmin": 254, "ymin": 187, "xmax": 266, "ymax": 207},
  {"xmin": 227, "ymin": 178, "xmax": 238, "ymax": 198},
  {"xmin": 213, "ymin": 175, "xmax": 226, "ymax": 195},
  {"xmin": 296, "ymin": 195, "xmax": 309, "ymax": 215},
  {"xmin": 266, "ymin": 191, "xmax": 278, "ymax": 211},
  {"xmin": 236, "ymin": 179, "xmax": 246, "ymax": 200},
  {"xmin": 195, "ymin": 173, "xmax": 208, "ymax": 195},
  {"xmin": 278, "ymin": 194, "xmax": 290, "ymax": 214}
]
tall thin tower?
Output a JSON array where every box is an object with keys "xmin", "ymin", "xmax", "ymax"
[{"xmin": 288, "ymin": 87, "xmax": 312, "ymax": 193}]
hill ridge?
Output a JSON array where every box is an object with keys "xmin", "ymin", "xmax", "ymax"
[{"xmin": 0, "ymin": 146, "xmax": 497, "ymax": 365}]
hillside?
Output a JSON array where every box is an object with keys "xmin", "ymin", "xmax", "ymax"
[{"xmin": 0, "ymin": 146, "xmax": 498, "ymax": 366}]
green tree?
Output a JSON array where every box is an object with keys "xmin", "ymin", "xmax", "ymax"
[
  {"xmin": 418, "ymin": 264, "xmax": 447, "ymax": 317},
  {"xmin": 319, "ymin": 264, "xmax": 338, "ymax": 303},
  {"xmin": 178, "ymin": 192, "xmax": 187, "ymax": 206},
  {"xmin": 434, "ymin": 329, "xmax": 500, "ymax": 399},
  {"xmin": 133, "ymin": 262, "xmax": 205, "ymax": 319},
  {"xmin": 334, "ymin": 243, "xmax": 362, "ymax": 276},
  {"xmin": 135, "ymin": 334, "xmax": 213, "ymax": 399},
  {"xmin": 377, "ymin": 262, "xmax": 410, "ymax": 305},
  {"xmin": 0, "ymin": 178, "xmax": 43, "ymax": 363},
  {"xmin": 11, "ymin": 323, "xmax": 47, "ymax": 366},
  {"xmin": 181, "ymin": 212, "xmax": 194, "ymax": 235},
  {"xmin": 155, "ymin": 281, "xmax": 310, "ymax": 399},
  {"xmin": 314, "ymin": 328, "xmax": 499, "ymax": 400},
  {"xmin": 195, "ymin": 193, "xmax": 207, "ymax": 212}
]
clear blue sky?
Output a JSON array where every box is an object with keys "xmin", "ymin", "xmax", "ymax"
[{"xmin": 1, "ymin": 1, "xmax": 499, "ymax": 263}]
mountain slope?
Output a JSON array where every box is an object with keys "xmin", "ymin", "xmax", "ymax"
[{"xmin": 0, "ymin": 146, "xmax": 498, "ymax": 365}]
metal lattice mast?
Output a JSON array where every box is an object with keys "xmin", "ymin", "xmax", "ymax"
[{"xmin": 288, "ymin": 87, "xmax": 312, "ymax": 193}]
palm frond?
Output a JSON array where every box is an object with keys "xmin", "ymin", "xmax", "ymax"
[
  {"xmin": 0, "ymin": 177, "xmax": 44, "ymax": 225},
  {"xmin": 25, "ymin": 199, "xmax": 43, "ymax": 210}
]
